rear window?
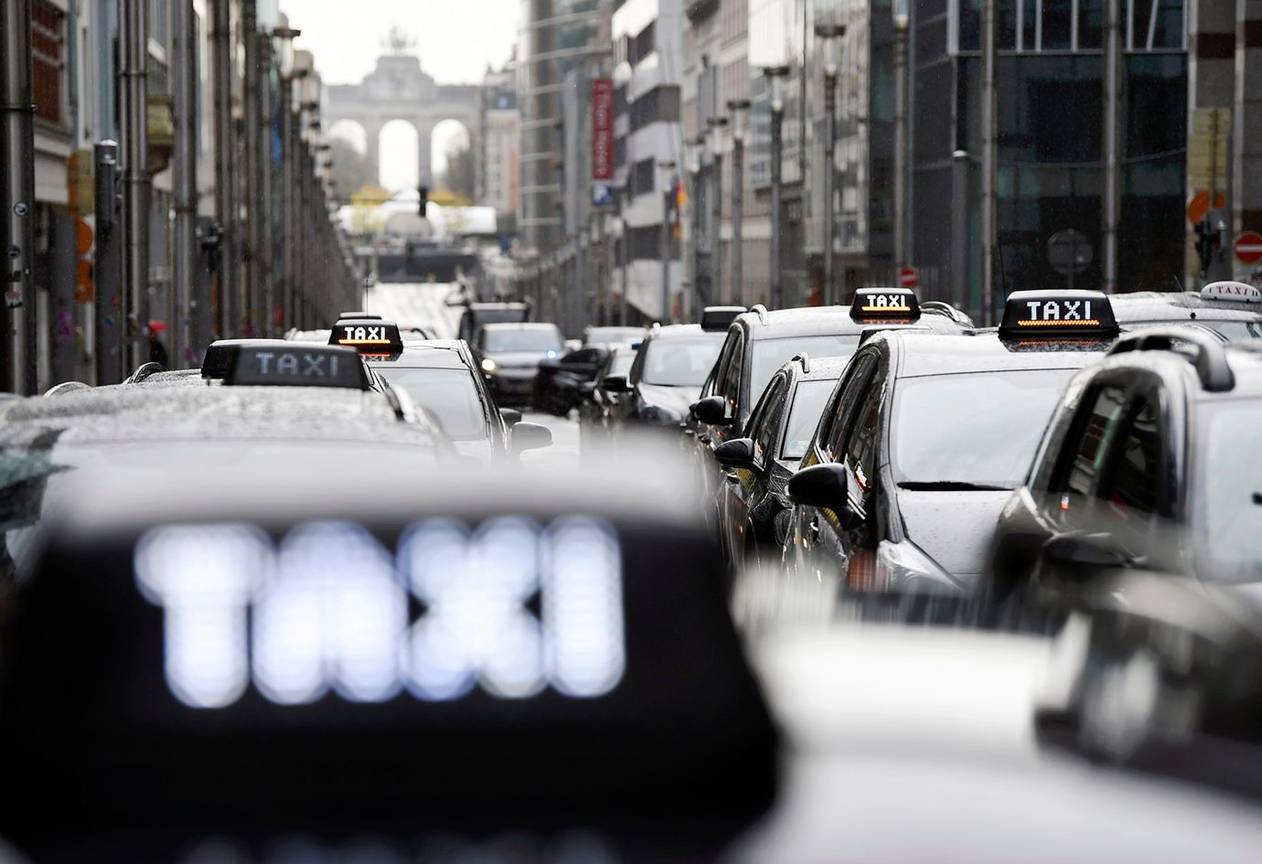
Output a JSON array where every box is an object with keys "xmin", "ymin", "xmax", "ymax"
[
  {"xmin": 750, "ymin": 336, "xmax": 860, "ymax": 401},
  {"xmin": 482, "ymin": 328, "xmax": 562, "ymax": 353},
  {"xmin": 376, "ymin": 368, "xmax": 487, "ymax": 440}
]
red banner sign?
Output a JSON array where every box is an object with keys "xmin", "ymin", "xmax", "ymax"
[{"xmin": 591, "ymin": 78, "xmax": 614, "ymax": 182}]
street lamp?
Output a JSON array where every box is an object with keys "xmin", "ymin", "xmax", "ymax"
[
  {"xmin": 893, "ymin": 1, "xmax": 910, "ymax": 274},
  {"xmin": 727, "ymin": 99, "xmax": 749, "ymax": 305},
  {"xmin": 707, "ymin": 117, "xmax": 728, "ymax": 304},
  {"xmin": 815, "ymin": 23, "xmax": 845, "ymax": 305},
  {"xmin": 657, "ymin": 159, "xmax": 678, "ymax": 323},
  {"xmin": 684, "ymin": 135, "xmax": 704, "ymax": 315},
  {"xmin": 761, "ymin": 66, "xmax": 790, "ymax": 309}
]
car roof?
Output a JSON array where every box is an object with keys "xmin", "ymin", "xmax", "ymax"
[
  {"xmin": 733, "ymin": 305, "xmax": 964, "ymax": 341},
  {"xmin": 370, "ymin": 342, "xmax": 471, "ymax": 370},
  {"xmin": 480, "ymin": 321, "xmax": 558, "ymax": 332},
  {"xmin": 0, "ymin": 386, "xmax": 439, "ymax": 447},
  {"xmin": 868, "ymin": 330, "xmax": 1109, "ymax": 378},
  {"xmin": 778, "ymin": 354, "xmax": 853, "ymax": 383},
  {"xmin": 1112, "ymin": 291, "xmax": 1262, "ymax": 324},
  {"xmin": 643, "ymin": 323, "xmax": 717, "ymax": 341}
]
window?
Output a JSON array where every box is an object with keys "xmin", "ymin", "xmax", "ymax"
[
  {"xmin": 1060, "ymin": 384, "xmax": 1127, "ymax": 499},
  {"xmin": 639, "ymin": 337, "xmax": 723, "ymax": 387},
  {"xmin": 823, "ymin": 355, "xmax": 875, "ymax": 461},
  {"xmin": 1101, "ymin": 395, "xmax": 1163, "ymax": 518},
  {"xmin": 719, "ymin": 332, "xmax": 746, "ymax": 415},
  {"xmin": 748, "ymin": 376, "xmax": 788, "ymax": 465},
  {"xmin": 376, "ymin": 368, "xmax": 488, "ymax": 441},
  {"xmin": 32, "ymin": 0, "xmax": 66, "ymax": 127},
  {"xmin": 782, "ymin": 380, "xmax": 839, "ymax": 461},
  {"xmin": 843, "ymin": 369, "xmax": 887, "ymax": 488}
]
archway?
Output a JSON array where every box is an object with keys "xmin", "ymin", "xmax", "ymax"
[
  {"xmin": 378, "ymin": 119, "xmax": 421, "ymax": 192},
  {"xmin": 432, "ymin": 118, "xmax": 474, "ymax": 203}
]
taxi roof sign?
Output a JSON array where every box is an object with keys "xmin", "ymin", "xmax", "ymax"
[
  {"xmin": 329, "ymin": 318, "xmax": 405, "ymax": 355},
  {"xmin": 851, "ymin": 287, "xmax": 920, "ymax": 322},
  {"xmin": 201, "ymin": 338, "xmax": 290, "ymax": 379},
  {"xmin": 999, "ymin": 289, "xmax": 1118, "ymax": 340},
  {"xmin": 701, "ymin": 305, "xmax": 745, "ymax": 332},
  {"xmin": 1201, "ymin": 281, "xmax": 1262, "ymax": 304},
  {"xmin": 225, "ymin": 344, "xmax": 370, "ymax": 389},
  {"xmin": 338, "ymin": 311, "xmax": 382, "ymax": 320}
]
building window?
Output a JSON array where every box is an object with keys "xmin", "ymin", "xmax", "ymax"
[
  {"xmin": 952, "ymin": 0, "xmax": 1185, "ymax": 55},
  {"xmin": 629, "ymin": 85, "xmax": 681, "ymax": 134},
  {"xmin": 32, "ymin": 0, "xmax": 66, "ymax": 127}
]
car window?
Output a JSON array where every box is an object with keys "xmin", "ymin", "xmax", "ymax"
[
  {"xmin": 375, "ymin": 368, "xmax": 488, "ymax": 441},
  {"xmin": 1057, "ymin": 384, "xmax": 1128, "ymax": 500},
  {"xmin": 1100, "ymin": 394, "xmax": 1165, "ymax": 520},
  {"xmin": 482, "ymin": 327, "xmax": 562, "ymax": 353},
  {"xmin": 822, "ymin": 355, "xmax": 875, "ymax": 461},
  {"xmin": 749, "ymin": 335, "xmax": 861, "ymax": 404},
  {"xmin": 841, "ymin": 363, "xmax": 887, "ymax": 488},
  {"xmin": 640, "ymin": 337, "xmax": 724, "ymax": 387},
  {"xmin": 782, "ymin": 379, "xmax": 838, "ymax": 461},
  {"xmin": 749, "ymin": 376, "xmax": 789, "ymax": 466},
  {"xmin": 565, "ymin": 348, "xmax": 603, "ymax": 365},
  {"xmin": 719, "ymin": 331, "xmax": 746, "ymax": 415}
]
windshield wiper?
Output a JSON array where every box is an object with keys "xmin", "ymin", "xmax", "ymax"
[{"xmin": 897, "ymin": 481, "xmax": 1011, "ymax": 492}]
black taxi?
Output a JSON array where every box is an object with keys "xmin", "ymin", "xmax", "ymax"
[
  {"xmin": 687, "ymin": 290, "xmax": 971, "ymax": 458},
  {"xmin": 329, "ymin": 318, "xmax": 551, "ymax": 458},
  {"xmin": 712, "ymin": 353, "xmax": 851, "ymax": 574},
  {"xmin": 783, "ymin": 290, "xmax": 1119, "ymax": 598},
  {"xmin": 982, "ymin": 325, "xmax": 1262, "ymax": 625}
]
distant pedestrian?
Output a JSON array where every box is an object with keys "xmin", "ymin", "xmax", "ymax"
[{"xmin": 148, "ymin": 320, "xmax": 169, "ymax": 367}]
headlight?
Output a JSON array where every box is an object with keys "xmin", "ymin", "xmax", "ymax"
[
  {"xmin": 640, "ymin": 405, "xmax": 683, "ymax": 425},
  {"xmin": 481, "ymin": 358, "xmax": 497, "ymax": 373},
  {"xmin": 874, "ymin": 540, "xmax": 960, "ymax": 595}
]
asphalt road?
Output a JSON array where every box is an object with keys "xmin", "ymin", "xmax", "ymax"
[{"xmin": 364, "ymin": 282, "xmax": 580, "ymax": 467}]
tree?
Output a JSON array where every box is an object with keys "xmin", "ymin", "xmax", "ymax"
[
  {"xmin": 440, "ymin": 142, "xmax": 476, "ymax": 203},
  {"xmin": 328, "ymin": 137, "xmax": 376, "ymax": 202}
]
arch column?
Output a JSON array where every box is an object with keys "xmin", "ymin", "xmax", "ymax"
[
  {"xmin": 416, "ymin": 121, "xmax": 434, "ymax": 189},
  {"xmin": 362, "ymin": 118, "xmax": 384, "ymax": 187}
]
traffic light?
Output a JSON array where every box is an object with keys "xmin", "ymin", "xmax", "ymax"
[{"xmin": 418, "ymin": 185, "xmax": 428, "ymax": 218}]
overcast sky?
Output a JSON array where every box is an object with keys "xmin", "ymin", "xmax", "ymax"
[{"xmin": 280, "ymin": 0, "xmax": 519, "ymax": 85}]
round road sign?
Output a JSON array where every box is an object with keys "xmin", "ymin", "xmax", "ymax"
[
  {"xmin": 1235, "ymin": 231, "xmax": 1262, "ymax": 265},
  {"xmin": 898, "ymin": 266, "xmax": 919, "ymax": 289}
]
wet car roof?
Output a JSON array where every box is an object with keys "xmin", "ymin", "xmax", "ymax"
[
  {"xmin": 1112, "ymin": 291, "xmax": 1262, "ymax": 325},
  {"xmin": 734, "ymin": 305, "xmax": 964, "ymax": 340},
  {"xmin": 871, "ymin": 331, "xmax": 1110, "ymax": 378},
  {"xmin": 369, "ymin": 342, "xmax": 470, "ymax": 369}
]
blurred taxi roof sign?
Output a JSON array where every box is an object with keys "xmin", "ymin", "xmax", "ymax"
[
  {"xmin": 1201, "ymin": 280, "xmax": 1262, "ymax": 303},
  {"xmin": 850, "ymin": 287, "xmax": 921, "ymax": 323},
  {"xmin": 201, "ymin": 338, "xmax": 291, "ymax": 379},
  {"xmin": 225, "ymin": 343, "xmax": 369, "ymax": 390},
  {"xmin": 338, "ymin": 311, "xmax": 383, "ymax": 320},
  {"xmin": 701, "ymin": 305, "xmax": 745, "ymax": 332},
  {"xmin": 999, "ymin": 289, "xmax": 1119, "ymax": 340},
  {"xmin": 329, "ymin": 318, "xmax": 404, "ymax": 356}
]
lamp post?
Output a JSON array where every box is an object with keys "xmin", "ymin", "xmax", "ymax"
[
  {"xmin": 684, "ymin": 136, "xmax": 704, "ymax": 314},
  {"xmin": 892, "ymin": 2, "xmax": 910, "ymax": 276},
  {"xmin": 815, "ymin": 23, "xmax": 845, "ymax": 306},
  {"xmin": 762, "ymin": 66, "xmax": 789, "ymax": 309},
  {"xmin": 727, "ymin": 99, "xmax": 749, "ymax": 306},
  {"xmin": 657, "ymin": 159, "xmax": 677, "ymax": 323},
  {"xmin": 707, "ymin": 117, "xmax": 728, "ymax": 305}
]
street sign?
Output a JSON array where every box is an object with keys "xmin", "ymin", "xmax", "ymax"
[
  {"xmin": 592, "ymin": 183, "xmax": 614, "ymax": 207},
  {"xmin": 1047, "ymin": 229, "xmax": 1092, "ymax": 277},
  {"xmin": 1235, "ymin": 230, "xmax": 1262, "ymax": 265},
  {"xmin": 898, "ymin": 266, "xmax": 918, "ymax": 289},
  {"xmin": 1187, "ymin": 189, "xmax": 1226, "ymax": 225}
]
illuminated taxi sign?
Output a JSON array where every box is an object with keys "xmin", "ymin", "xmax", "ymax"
[
  {"xmin": 328, "ymin": 318, "xmax": 404, "ymax": 356},
  {"xmin": 851, "ymin": 287, "xmax": 920, "ymax": 322},
  {"xmin": 225, "ymin": 344, "xmax": 369, "ymax": 389},
  {"xmin": 999, "ymin": 289, "xmax": 1118, "ymax": 340},
  {"xmin": 1201, "ymin": 281, "xmax": 1262, "ymax": 303}
]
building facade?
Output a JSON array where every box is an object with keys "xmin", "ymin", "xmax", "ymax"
[{"xmin": 478, "ymin": 65, "xmax": 521, "ymax": 220}]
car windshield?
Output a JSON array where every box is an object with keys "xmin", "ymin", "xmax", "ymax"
[
  {"xmin": 781, "ymin": 380, "xmax": 838, "ymax": 460},
  {"xmin": 892, "ymin": 369, "xmax": 1077, "ymax": 489},
  {"xmin": 1197, "ymin": 400, "xmax": 1262, "ymax": 581},
  {"xmin": 376, "ymin": 367, "xmax": 488, "ymax": 440},
  {"xmin": 639, "ymin": 336, "xmax": 723, "ymax": 387},
  {"xmin": 750, "ymin": 336, "xmax": 860, "ymax": 402},
  {"xmin": 482, "ymin": 327, "xmax": 562, "ymax": 353}
]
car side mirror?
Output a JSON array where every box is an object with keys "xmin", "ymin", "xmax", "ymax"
[
  {"xmin": 787, "ymin": 463, "xmax": 864, "ymax": 530},
  {"xmin": 510, "ymin": 421, "xmax": 553, "ymax": 454},
  {"xmin": 714, "ymin": 437, "xmax": 756, "ymax": 468},
  {"xmin": 602, "ymin": 375, "xmax": 631, "ymax": 394},
  {"xmin": 1041, "ymin": 534, "xmax": 1127, "ymax": 572},
  {"xmin": 690, "ymin": 395, "xmax": 731, "ymax": 426},
  {"xmin": 499, "ymin": 408, "xmax": 522, "ymax": 426}
]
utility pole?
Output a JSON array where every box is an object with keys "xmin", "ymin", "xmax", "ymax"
[
  {"xmin": 893, "ymin": 6, "xmax": 910, "ymax": 275},
  {"xmin": 120, "ymin": 0, "xmax": 150, "ymax": 370},
  {"xmin": 2, "ymin": 0, "xmax": 36, "ymax": 392},
  {"xmin": 658, "ymin": 159, "xmax": 676, "ymax": 322},
  {"xmin": 980, "ymin": 0, "xmax": 997, "ymax": 325},
  {"xmin": 172, "ymin": 0, "xmax": 198, "ymax": 365},
  {"xmin": 950, "ymin": 150, "xmax": 969, "ymax": 312},
  {"xmin": 764, "ymin": 67, "xmax": 789, "ymax": 310},
  {"xmin": 274, "ymin": 28, "xmax": 302, "ymax": 332},
  {"xmin": 1102, "ymin": 0, "xmax": 1121, "ymax": 294},
  {"xmin": 815, "ymin": 25, "xmax": 844, "ymax": 305},
  {"xmin": 257, "ymin": 32, "xmax": 275, "ymax": 335},
  {"xmin": 708, "ymin": 117, "xmax": 727, "ymax": 307},
  {"xmin": 211, "ymin": 0, "xmax": 235, "ymax": 339},
  {"xmin": 619, "ymin": 186, "xmax": 628, "ymax": 325},
  {"xmin": 94, "ymin": 141, "xmax": 123, "ymax": 384},
  {"xmin": 242, "ymin": 0, "xmax": 261, "ymax": 336},
  {"xmin": 728, "ymin": 100, "xmax": 749, "ymax": 306}
]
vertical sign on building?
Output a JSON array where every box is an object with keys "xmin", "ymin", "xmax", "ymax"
[{"xmin": 591, "ymin": 78, "xmax": 615, "ymax": 207}]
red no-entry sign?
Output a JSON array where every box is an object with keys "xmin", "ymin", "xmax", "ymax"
[
  {"xmin": 1235, "ymin": 231, "xmax": 1262, "ymax": 265},
  {"xmin": 898, "ymin": 266, "xmax": 919, "ymax": 289}
]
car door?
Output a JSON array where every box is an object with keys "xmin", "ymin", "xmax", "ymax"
[
  {"xmin": 721, "ymin": 373, "xmax": 789, "ymax": 567},
  {"xmin": 791, "ymin": 353, "xmax": 877, "ymax": 570}
]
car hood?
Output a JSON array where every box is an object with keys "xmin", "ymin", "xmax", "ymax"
[
  {"xmin": 636, "ymin": 383, "xmax": 699, "ymax": 418},
  {"xmin": 485, "ymin": 351, "xmax": 549, "ymax": 369},
  {"xmin": 897, "ymin": 489, "xmax": 1014, "ymax": 586}
]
